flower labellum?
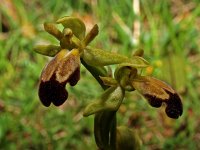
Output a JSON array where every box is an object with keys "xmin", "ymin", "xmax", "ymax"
[
  {"xmin": 38, "ymin": 49, "xmax": 80, "ymax": 107},
  {"xmin": 131, "ymin": 76, "xmax": 183, "ymax": 119}
]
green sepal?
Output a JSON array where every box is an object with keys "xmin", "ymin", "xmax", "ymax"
[
  {"xmin": 56, "ymin": 16, "xmax": 86, "ymax": 40},
  {"xmin": 82, "ymin": 47, "xmax": 149, "ymax": 67},
  {"xmin": 83, "ymin": 86, "xmax": 124, "ymax": 117},
  {"xmin": 130, "ymin": 56, "xmax": 149, "ymax": 68},
  {"xmin": 116, "ymin": 126, "xmax": 141, "ymax": 150},
  {"xmin": 34, "ymin": 45, "xmax": 61, "ymax": 57},
  {"xmin": 82, "ymin": 47, "xmax": 130, "ymax": 66},
  {"xmin": 43, "ymin": 22, "xmax": 63, "ymax": 40}
]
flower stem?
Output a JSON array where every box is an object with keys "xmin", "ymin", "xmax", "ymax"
[{"xmin": 81, "ymin": 59, "xmax": 117, "ymax": 150}]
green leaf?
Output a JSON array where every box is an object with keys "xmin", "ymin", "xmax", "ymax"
[
  {"xmin": 94, "ymin": 111, "xmax": 116, "ymax": 149},
  {"xmin": 56, "ymin": 16, "xmax": 86, "ymax": 40},
  {"xmin": 83, "ymin": 86, "xmax": 125, "ymax": 116},
  {"xmin": 34, "ymin": 45, "xmax": 61, "ymax": 57}
]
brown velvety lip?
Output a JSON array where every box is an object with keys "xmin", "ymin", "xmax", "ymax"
[{"xmin": 39, "ymin": 74, "xmax": 68, "ymax": 107}]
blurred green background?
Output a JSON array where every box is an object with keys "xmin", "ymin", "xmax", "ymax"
[{"xmin": 0, "ymin": 0, "xmax": 200, "ymax": 149}]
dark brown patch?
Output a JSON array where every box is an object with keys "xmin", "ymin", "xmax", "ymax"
[
  {"xmin": 144, "ymin": 94, "xmax": 163, "ymax": 108},
  {"xmin": 144, "ymin": 91, "xmax": 183, "ymax": 119},
  {"xmin": 165, "ymin": 91, "xmax": 183, "ymax": 119},
  {"xmin": 39, "ymin": 74, "xmax": 68, "ymax": 107},
  {"xmin": 68, "ymin": 67, "xmax": 80, "ymax": 86}
]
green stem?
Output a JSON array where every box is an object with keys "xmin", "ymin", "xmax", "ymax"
[
  {"xmin": 110, "ymin": 113, "xmax": 117, "ymax": 150},
  {"xmin": 81, "ymin": 59, "xmax": 117, "ymax": 150},
  {"xmin": 81, "ymin": 59, "xmax": 108, "ymax": 90}
]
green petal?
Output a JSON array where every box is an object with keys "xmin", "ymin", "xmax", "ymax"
[
  {"xmin": 83, "ymin": 24, "xmax": 99, "ymax": 46},
  {"xmin": 43, "ymin": 22, "xmax": 63, "ymax": 40}
]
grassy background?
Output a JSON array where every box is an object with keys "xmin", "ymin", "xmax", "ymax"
[{"xmin": 0, "ymin": 0, "xmax": 200, "ymax": 149}]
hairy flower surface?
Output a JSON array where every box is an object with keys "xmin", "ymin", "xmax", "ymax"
[
  {"xmin": 38, "ymin": 49, "xmax": 80, "ymax": 107},
  {"xmin": 132, "ymin": 76, "xmax": 183, "ymax": 119}
]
